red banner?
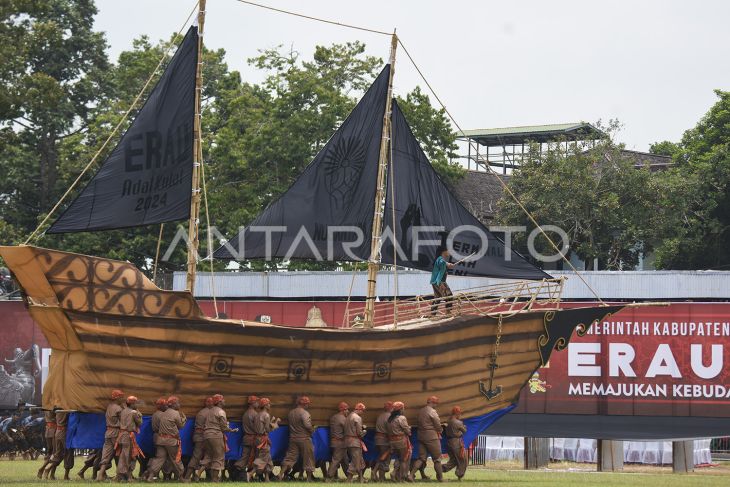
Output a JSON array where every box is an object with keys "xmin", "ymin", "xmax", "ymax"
[{"xmin": 514, "ymin": 303, "xmax": 730, "ymax": 417}]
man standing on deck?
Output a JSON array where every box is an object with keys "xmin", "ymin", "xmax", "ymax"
[
  {"xmin": 278, "ymin": 396, "xmax": 316, "ymax": 481},
  {"xmin": 116, "ymin": 396, "xmax": 143, "ymax": 482},
  {"xmin": 326, "ymin": 402, "xmax": 349, "ymax": 480},
  {"xmin": 233, "ymin": 395, "xmax": 260, "ymax": 479},
  {"xmin": 430, "ymin": 246, "xmax": 455, "ymax": 316},
  {"xmin": 442, "ymin": 406, "xmax": 468, "ymax": 480},
  {"xmin": 345, "ymin": 403, "xmax": 367, "ymax": 483},
  {"xmin": 144, "ymin": 396, "xmax": 187, "ymax": 481},
  {"xmin": 198, "ymin": 394, "xmax": 237, "ymax": 483},
  {"xmin": 410, "ymin": 396, "xmax": 444, "ymax": 482},
  {"xmin": 96, "ymin": 389, "xmax": 125, "ymax": 481},
  {"xmin": 373, "ymin": 401, "xmax": 393, "ymax": 482},
  {"xmin": 184, "ymin": 397, "xmax": 213, "ymax": 480}
]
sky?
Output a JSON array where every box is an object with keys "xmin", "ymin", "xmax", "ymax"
[{"xmin": 94, "ymin": 0, "xmax": 730, "ymax": 152}]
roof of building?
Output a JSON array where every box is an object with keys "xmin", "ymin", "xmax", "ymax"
[
  {"xmin": 451, "ymin": 170, "xmax": 508, "ymax": 223},
  {"xmin": 457, "ymin": 122, "xmax": 606, "ymax": 147},
  {"xmin": 621, "ymin": 149, "xmax": 673, "ymax": 171}
]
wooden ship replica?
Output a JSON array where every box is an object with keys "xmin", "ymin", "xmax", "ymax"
[{"xmin": 0, "ymin": 1, "xmax": 619, "ymax": 429}]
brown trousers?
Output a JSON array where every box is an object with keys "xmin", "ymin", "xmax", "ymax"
[
  {"xmin": 281, "ymin": 438, "xmax": 315, "ymax": 473},
  {"xmin": 147, "ymin": 444, "xmax": 183, "ymax": 478},
  {"xmin": 204, "ymin": 437, "xmax": 226, "ymax": 470},
  {"xmin": 443, "ymin": 438, "xmax": 467, "ymax": 478},
  {"xmin": 49, "ymin": 436, "xmax": 74, "ymax": 469},
  {"xmin": 326, "ymin": 446, "xmax": 348, "ymax": 478},
  {"xmin": 390, "ymin": 445, "xmax": 410, "ymax": 481},
  {"xmin": 346, "ymin": 446, "xmax": 365, "ymax": 476},
  {"xmin": 43, "ymin": 436, "xmax": 55, "ymax": 461},
  {"xmin": 431, "ymin": 282, "xmax": 453, "ymax": 314},
  {"xmin": 413, "ymin": 438, "xmax": 442, "ymax": 469},
  {"xmin": 99, "ymin": 436, "xmax": 117, "ymax": 469},
  {"xmin": 253, "ymin": 445, "xmax": 273, "ymax": 474},
  {"xmin": 374, "ymin": 443, "xmax": 391, "ymax": 475},
  {"xmin": 116, "ymin": 436, "xmax": 133, "ymax": 476},
  {"xmin": 233, "ymin": 439, "xmax": 255, "ymax": 470},
  {"xmin": 188, "ymin": 438, "xmax": 207, "ymax": 470}
]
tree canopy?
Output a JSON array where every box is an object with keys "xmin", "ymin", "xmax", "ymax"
[
  {"xmin": 650, "ymin": 90, "xmax": 730, "ymax": 269},
  {"xmin": 0, "ymin": 2, "xmax": 460, "ymax": 275},
  {"xmin": 496, "ymin": 122, "xmax": 657, "ymax": 270}
]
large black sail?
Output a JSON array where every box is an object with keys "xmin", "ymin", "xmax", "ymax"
[
  {"xmin": 47, "ymin": 26, "xmax": 198, "ymax": 233},
  {"xmin": 214, "ymin": 65, "xmax": 391, "ymax": 261},
  {"xmin": 380, "ymin": 101, "xmax": 550, "ymax": 280}
]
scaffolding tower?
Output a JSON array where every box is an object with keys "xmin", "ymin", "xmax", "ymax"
[{"xmin": 456, "ymin": 122, "xmax": 606, "ymax": 174}]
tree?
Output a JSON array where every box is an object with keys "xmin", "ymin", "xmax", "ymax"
[
  {"xmin": 0, "ymin": 0, "xmax": 109, "ymax": 238},
  {"xmin": 496, "ymin": 122, "xmax": 657, "ymax": 270},
  {"xmin": 651, "ymin": 90, "xmax": 730, "ymax": 269},
  {"xmin": 396, "ymin": 86, "xmax": 462, "ymax": 185}
]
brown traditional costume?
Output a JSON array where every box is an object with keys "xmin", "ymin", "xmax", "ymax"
[
  {"xmin": 252, "ymin": 398, "xmax": 279, "ymax": 479},
  {"xmin": 345, "ymin": 403, "xmax": 367, "ymax": 481},
  {"xmin": 411, "ymin": 396, "xmax": 444, "ymax": 481},
  {"xmin": 37, "ymin": 410, "xmax": 56, "ymax": 478},
  {"xmin": 234, "ymin": 395, "xmax": 260, "ymax": 473},
  {"xmin": 279, "ymin": 396, "xmax": 316, "ymax": 480},
  {"xmin": 184, "ymin": 397, "xmax": 213, "ymax": 480},
  {"xmin": 43, "ymin": 411, "xmax": 74, "ymax": 480},
  {"xmin": 373, "ymin": 402, "xmax": 393, "ymax": 482},
  {"xmin": 200, "ymin": 394, "xmax": 233, "ymax": 482},
  {"xmin": 146, "ymin": 396, "xmax": 187, "ymax": 480},
  {"xmin": 96, "ymin": 389, "xmax": 125, "ymax": 481},
  {"xmin": 386, "ymin": 402, "xmax": 412, "ymax": 482},
  {"xmin": 442, "ymin": 407, "xmax": 468, "ymax": 479},
  {"xmin": 325, "ymin": 402, "xmax": 349, "ymax": 479},
  {"xmin": 115, "ymin": 396, "xmax": 143, "ymax": 481}
]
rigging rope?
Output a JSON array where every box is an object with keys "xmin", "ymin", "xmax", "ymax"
[
  {"xmin": 23, "ymin": 1, "xmax": 201, "ymax": 245},
  {"xmin": 200, "ymin": 137, "xmax": 219, "ymax": 318},
  {"xmin": 396, "ymin": 38, "xmax": 607, "ymax": 306},
  {"xmin": 342, "ymin": 262, "xmax": 360, "ymax": 328},
  {"xmin": 231, "ymin": 0, "xmax": 391, "ymax": 36},
  {"xmin": 152, "ymin": 223, "xmax": 165, "ymax": 284},
  {"xmin": 389, "ymin": 106, "xmax": 399, "ymax": 328}
]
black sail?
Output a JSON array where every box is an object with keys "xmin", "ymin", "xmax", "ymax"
[
  {"xmin": 214, "ymin": 65, "xmax": 391, "ymax": 261},
  {"xmin": 380, "ymin": 100, "xmax": 550, "ymax": 280},
  {"xmin": 47, "ymin": 26, "xmax": 198, "ymax": 233}
]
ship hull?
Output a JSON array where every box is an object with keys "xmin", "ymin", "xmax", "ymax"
[{"xmin": 1, "ymin": 245, "xmax": 620, "ymax": 425}]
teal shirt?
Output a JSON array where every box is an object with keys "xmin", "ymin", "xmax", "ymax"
[{"xmin": 430, "ymin": 255, "xmax": 447, "ymax": 285}]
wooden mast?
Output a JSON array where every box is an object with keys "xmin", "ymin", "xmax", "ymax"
[
  {"xmin": 364, "ymin": 32, "xmax": 397, "ymax": 328},
  {"xmin": 186, "ymin": 0, "xmax": 206, "ymax": 293}
]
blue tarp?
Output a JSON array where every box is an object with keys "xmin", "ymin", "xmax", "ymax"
[{"xmin": 68, "ymin": 404, "xmax": 515, "ymax": 462}]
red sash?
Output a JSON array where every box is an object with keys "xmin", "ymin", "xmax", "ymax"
[
  {"xmin": 346, "ymin": 435, "xmax": 368, "ymax": 453},
  {"xmin": 115, "ymin": 431, "xmax": 145, "ymax": 459}
]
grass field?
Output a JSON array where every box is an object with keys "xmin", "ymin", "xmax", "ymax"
[{"xmin": 1, "ymin": 459, "xmax": 729, "ymax": 486}]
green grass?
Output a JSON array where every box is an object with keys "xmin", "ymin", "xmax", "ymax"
[{"xmin": 0, "ymin": 459, "xmax": 729, "ymax": 486}]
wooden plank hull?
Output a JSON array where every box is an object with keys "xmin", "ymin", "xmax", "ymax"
[{"xmin": 0, "ymin": 245, "xmax": 620, "ymax": 425}]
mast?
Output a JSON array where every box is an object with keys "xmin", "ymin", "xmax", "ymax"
[
  {"xmin": 186, "ymin": 0, "xmax": 206, "ymax": 293},
  {"xmin": 364, "ymin": 32, "xmax": 397, "ymax": 328}
]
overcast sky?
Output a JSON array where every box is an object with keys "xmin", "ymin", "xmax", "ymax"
[{"xmin": 94, "ymin": 0, "xmax": 730, "ymax": 152}]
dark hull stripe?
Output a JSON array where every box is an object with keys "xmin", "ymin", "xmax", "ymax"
[{"xmin": 66, "ymin": 309, "xmax": 523, "ymax": 341}]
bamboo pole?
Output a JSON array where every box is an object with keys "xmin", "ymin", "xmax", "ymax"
[
  {"xmin": 364, "ymin": 31, "xmax": 397, "ymax": 328},
  {"xmin": 186, "ymin": 0, "xmax": 206, "ymax": 293}
]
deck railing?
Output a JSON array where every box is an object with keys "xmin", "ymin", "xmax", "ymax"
[{"xmin": 346, "ymin": 277, "xmax": 565, "ymax": 328}]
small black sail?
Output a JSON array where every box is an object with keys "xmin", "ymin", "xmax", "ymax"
[
  {"xmin": 380, "ymin": 100, "xmax": 550, "ymax": 280},
  {"xmin": 47, "ymin": 26, "xmax": 199, "ymax": 234},
  {"xmin": 214, "ymin": 65, "xmax": 391, "ymax": 261}
]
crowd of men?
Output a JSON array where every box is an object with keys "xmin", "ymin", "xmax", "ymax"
[{"xmin": 36, "ymin": 391, "xmax": 469, "ymax": 483}]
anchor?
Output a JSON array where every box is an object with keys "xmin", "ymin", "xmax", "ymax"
[{"xmin": 478, "ymin": 352, "xmax": 503, "ymax": 400}]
